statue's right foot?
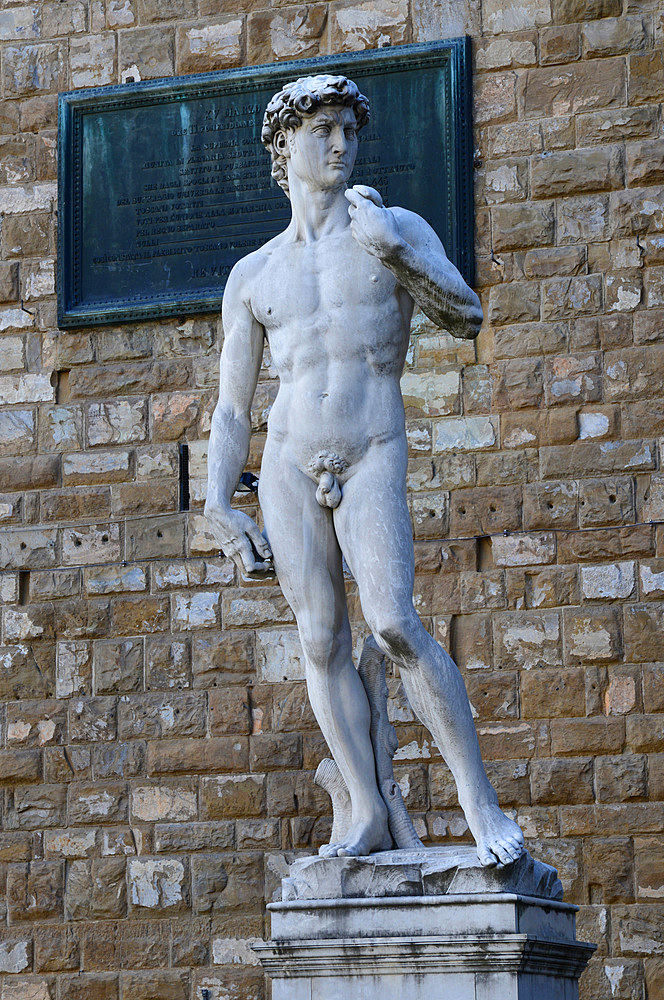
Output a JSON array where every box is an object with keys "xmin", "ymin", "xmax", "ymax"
[{"xmin": 319, "ymin": 808, "xmax": 392, "ymax": 858}]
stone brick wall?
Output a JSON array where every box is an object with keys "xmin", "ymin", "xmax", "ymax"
[{"xmin": 0, "ymin": 0, "xmax": 663, "ymax": 997}]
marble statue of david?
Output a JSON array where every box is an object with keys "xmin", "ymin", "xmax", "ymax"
[{"xmin": 205, "ymin": 74, "xmax": 524, "ymax": 866}]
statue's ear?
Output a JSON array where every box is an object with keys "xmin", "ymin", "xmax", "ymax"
[{"xmin": 274, "ymin": 130, "xmax": 289, "ymax": 158}]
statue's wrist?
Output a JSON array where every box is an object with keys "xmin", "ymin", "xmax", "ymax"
[{"xmin": 379, "ymin": 234, "xmax": 408, "ymax": 266}]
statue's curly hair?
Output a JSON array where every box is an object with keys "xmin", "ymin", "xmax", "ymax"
[{"xmin": 261, "ymin": 74, "xmax": 370, "ymax": 197}]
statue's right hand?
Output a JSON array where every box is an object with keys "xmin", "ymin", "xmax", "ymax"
[{"xmin": 204, "ymin": 502, "xmax": 273, "ymax": 575}]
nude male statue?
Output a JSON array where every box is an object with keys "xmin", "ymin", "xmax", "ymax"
[{"xmin": 205, "ymin": 74, "xmax": 524, "ymax": 867}]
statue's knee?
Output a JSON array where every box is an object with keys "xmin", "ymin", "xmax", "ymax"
[
  {"xmin": 373, "ymin": 614, "xmax": 419, "ymax": 663},
  {"xmin": 299, "ymin": 626, "xmax": 340, "ymax": 672}
]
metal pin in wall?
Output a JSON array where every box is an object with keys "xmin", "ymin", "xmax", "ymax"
[{"xmin": 179, "ymin": 442, "xmax": 190, "ymax": 512}]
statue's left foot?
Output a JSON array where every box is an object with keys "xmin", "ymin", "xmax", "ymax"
[{"xmin": 464, "ymin": 801, "xmax": 524, "ymax": 868}]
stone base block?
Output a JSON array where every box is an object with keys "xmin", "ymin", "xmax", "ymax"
[{"xmin": 254, "ymin": 848, "xmax": 595, "ymax": 1000}]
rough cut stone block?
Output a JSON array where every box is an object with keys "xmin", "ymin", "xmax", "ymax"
[
  {"xmin": 493, "ymin": 610, "xmax": 561, "ymax": 669},
  {"xmin": 401, "ymin": 370, "xmax": 460, "ymax": 417},
  {"xmin": 545, "ymin": 352, "xmax": 602, "ymax": 405},
  {"xmin": 118, "ymin": 693, "xmax": 206, "ymax": 740},
  {"xmin": 531, "ymin": 757, "xmax": 594, "ymax": 804},
  {"xmin": 69, "ymin": 697, "xmax": 118, "ymax": 744},
  {"xmin": 171, "ymin": 592, "xmax": 220, "ymax": 630},
  {"xmin": 605, "ymin": 346, "xmax": 664, "ymax": 400},
  {"xmin": 492, "ymin": 533, "xmax": 556, "ymax": 566},
  {"xmin": 7, "ymin": 699, "xmax": 65, "ymax": 748},
  {"xmin": 145, "ymin": 637, "xmax": 190, "ymax": 691},
  {"xmin": 138, "ymin": 0, "xmax": 197, "ymax": 22},
  {"xmin": 492, "ymin": 202, "xmax": 556, "ymax": 252},
  {"xmin": 473, "ymin": 71, "xmax": 517, "ymax": 125},
  {"xmin": 475, "ymin": 35, "xmax": 538, "ymax": 74},
  {"xmin": 2, "ymin": 43, "xmax": 65, "ymax": 97},
  {"xmin": 201, "ymin": 774, "xmax": 265, "ymax": 818},
  {"xmin": 605, "ymin": 270, "xmax": 643, "ymax": 312},
  {"xmin": 65, "ymin": 858, "xmax": 127, "ymax": 920},
  {"xmin": 176, "ymin": 17, "xmax": 243, "ymax": 73},
  {"xmin": 94, "ymin": 637, "xmax": 143, "ymax": 695},
  {"xmin": 0, "ymin": 8, "xmax": 40, "ymax": 41},
  {"xmin": 0, "ymin": 335, "xmax": 24, "ymax": 373},
  {"xmin": 193, "ymin": 631, "xmax": 255, "ymax": 686},
  {"xmin": 578, "ymin": 476, "xmax": 633, "ymax": 529},
  {"xmin": 0, "ymin": 373, "xmax": 53, "ymax": 405},
  {"xmin": 128, "ymin": 857, "xmax": 188, "ymax": 915},
  {"xmin": 126, "ymin": 515, "xmax": 185, "ymax": 560},
  {"xmin": 540, "ymin": 23, "xmax": 580, "ymax": 64},
  {"xmin": 68, "ymin": 782, "xmax": 127, "ymax": 825},
  {"xmin": 329, "ymin": 0, "xmax": 411, "ymax": 52},
  {"xmin": 249, "ymin": 6, "xmax": 328, "ymax": 63},
  {"xmin": 611, "ymin": 185, "xmax": 664, "ymax": 237},
  {"xmin": 552, "ymin": 0, "xmax": 621, "ymax": 22},
  {"xmin": 42, "ymin": 0, "xmax": 87, "ymax": 36},
  {"xmin": 54, "ymin": 641, "xmax": 90, "ymax": 699},
  {"xmin": 551, "ymin": 717, "xmax": 625, "ymax": 755},
  {"xmin": 482, "ymin": 0, "xmax": 550, "ymax": 33},
  {"xmin": 118, "ymin": 26, "xmax": 175, "ymax": 81},
  {"xmin": 518, "ymin": 59, "xmax": 626, "ymax": 118},
  {"xmin": 531, "ymin": 146, "xmax": 623, "ymax": 198},
  {"xmin": 63, "ymin": 450, "xmax": 131, "ymax": 486},
  {"xmin": 0, "ymin": 410, "xmax": 35, "ymax": 458},
  {"xmin": 85, "ymin": 564, "xmax": 147, "ymax": 597},
  {"xmin": 629, "ymin": 50, "xmax": 664, "ymax": 105},
  {"xmin": 7, "ymin": 860, "xmax": 64, "ymax": 921},
  {"xmin": 147, "ymin": 736, "xmax": 248, "ymax": 776},
  {"xmin": 433, "ymin": 415, "xmax": 499, "ymax": 453},
  {"xmin": 62, "ymin": 524, "xmax": 121, "ymax": 567},
  {"xmin": 583, "ymin": 15, "xmax": 649, "ymax": 58},
  {"xmin": 489, "ymin": 281, "xmax": 541, "ymax": 324},
  {"xmin": 577, "ymin": 106, "xmax": 658, "ymax": 147},
  {"xmin": 542, "ymin": 274, "xmax": 602, "ymax": 319},
  {"xmin": 119, "ymin": 971, "xmax": 189, "ymax": 1000},
  {"xmin": 222, "ymin": 588, "xmax": 294, "ymax": 628},
  {"xmin": 87, "ymin": 399, "xmax": 147, "ymax": 447},
  {"xmin": 624, "ymin": 603, "xmax": 664, "ymax": 662},
  {"xmin": 70, "ymin": 33, "xmax": 116, "ymax": 88},
  {"xmin": 154, "ymin": 820, "xmax": 234, "ymax": 853},
  {"xmin": 130, "ymin": 782, "xmax": 197, "ymax": 823},
  {"xmin": 564, "ymin": 607, "xmax": 623, "ymax": 663}
]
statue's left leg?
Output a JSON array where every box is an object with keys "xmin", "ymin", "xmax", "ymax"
[{"xmin": 334, "ymin": 441, "xmax": 524, "ymax": 868}]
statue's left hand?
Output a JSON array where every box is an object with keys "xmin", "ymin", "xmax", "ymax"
[{"xmin": 345, "ymin": 185, "xmax": 403, "ymax": 261}]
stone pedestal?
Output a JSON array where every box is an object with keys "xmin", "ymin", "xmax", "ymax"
[{"xmin": 253, "ymin": 847, "xmax": 595, "ymax": 1000}]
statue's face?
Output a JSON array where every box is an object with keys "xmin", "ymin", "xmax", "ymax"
[{"xmin": 284, "ymin": 104, "xmax": 358, "ymax": 191}]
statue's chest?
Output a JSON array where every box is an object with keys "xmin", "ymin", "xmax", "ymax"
[{"xmin": 252, "ymin": 236, "xmax": 398, "ymax": 332}]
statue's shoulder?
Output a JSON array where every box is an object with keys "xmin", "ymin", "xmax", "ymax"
[
  {"xmin": 227, "ymin": 230, "xmax": 289, "ymax": 292},
  {"xmin": 391, "ymin": 206, "xmax": 439, "ymax": 243}
]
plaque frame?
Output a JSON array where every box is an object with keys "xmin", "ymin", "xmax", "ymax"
[{"xmin": 58, "ymin": 39, "xmax": 474, "ymax": 329}]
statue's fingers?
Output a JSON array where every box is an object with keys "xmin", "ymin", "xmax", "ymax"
[
  {"xmin": 233, "ymin": 537, "xmax": 258, "ymax": 573},
  {"xmin": 246, "ymin": 523, "xmax": 272, "ymax": 559},
  {"xmin": 344, "ymin": 189, "xmax": 364, "ymax": 208},
  {"xmin": 351, "ymin": 184, "xmax": 383, "ymax": 207}
]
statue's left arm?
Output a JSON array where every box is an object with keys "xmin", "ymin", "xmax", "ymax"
[{"xmin": 345, "ymin": 185, "xmax": 483, "ymax": 340}]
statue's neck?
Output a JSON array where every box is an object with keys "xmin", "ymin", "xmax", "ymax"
[{"xmin": 287, "ymin": 175, "xmax": 350, "ymax": 242}]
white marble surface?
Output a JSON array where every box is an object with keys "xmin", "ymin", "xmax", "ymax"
[
  {"xmin": 281, "ymin": 845, "xmax": 563, "ymax": 903},
  {"xmin": 205, "ymin": 73, "xmax": 522, "ymax": 866}
]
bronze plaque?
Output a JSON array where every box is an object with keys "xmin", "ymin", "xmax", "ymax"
[{"xmin": 58, "ymin": 40, "xmax": 473, "ymax": 328}]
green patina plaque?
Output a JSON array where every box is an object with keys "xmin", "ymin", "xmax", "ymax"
[{"xmin": 58, "ymin": 39, "xmax": 474, "ymax": 328}]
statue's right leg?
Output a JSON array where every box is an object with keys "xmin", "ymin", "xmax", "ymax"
[{"xmin": 258, "ymin": 450, "xmax": 391, "ymax": 857}]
